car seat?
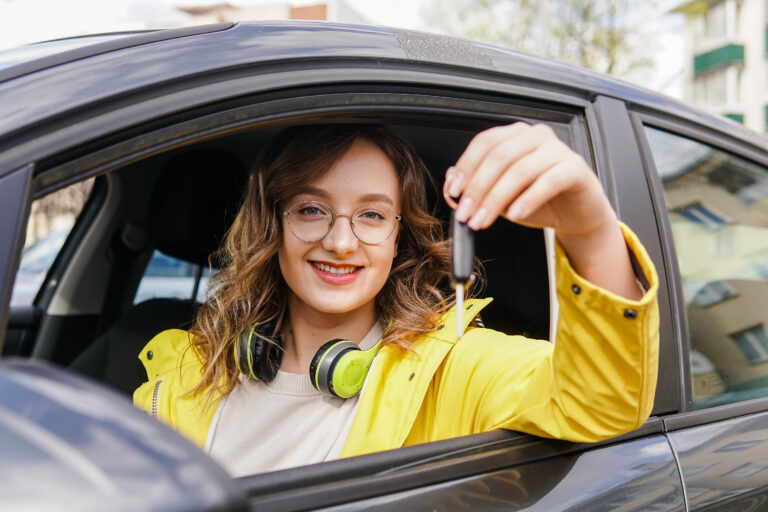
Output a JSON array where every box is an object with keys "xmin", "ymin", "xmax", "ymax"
[{"xmin": 69, "ymin": 149, "xmax": 248, "ymax": 395}]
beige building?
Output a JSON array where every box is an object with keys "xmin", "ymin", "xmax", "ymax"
[
  {"xmin": 170, "ymin": 1, "xmax": 368, "ymax": 25},
  {"xmin": 673, "ymin": 0, "xmax": 768, "ymax": 134}
]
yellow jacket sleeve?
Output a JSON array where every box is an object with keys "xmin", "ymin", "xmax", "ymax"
[{"xmin": 409, "ymin": 222, "xmax": 660, "ymax": 444}]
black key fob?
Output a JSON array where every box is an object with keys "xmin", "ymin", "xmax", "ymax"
[{"xmin": 450, "ymin": 209, "xmax": 474, "ymax": 287}]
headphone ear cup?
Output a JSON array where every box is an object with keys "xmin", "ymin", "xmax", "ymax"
[
  {"xmin": 236, "ymin": 323, "xmax": 282, "ymax": 382},
  {"xmin": 310, "ymin": 339, "xmax": 357, "ymax": 396},
  {"xmin": 330, "ymin": 344, "xmax": 380, "ymax": 399}
]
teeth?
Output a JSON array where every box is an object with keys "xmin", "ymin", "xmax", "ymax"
[{"xmin": 313, "ymin": 262, "xmax": 359, "ymax": 275}]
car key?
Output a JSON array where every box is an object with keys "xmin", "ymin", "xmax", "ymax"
[{"xmin": 450, "ymin": 208, "xmax": 475, "ymax": 339}]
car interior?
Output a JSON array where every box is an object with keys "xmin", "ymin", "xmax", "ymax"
[{"xmin": 4, "ymin": 116, "xmax": 552, "ymax": 473}]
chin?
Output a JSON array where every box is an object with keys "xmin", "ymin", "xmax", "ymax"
[{"xmin": 302, "ymin": 290, "xmax": 376, "ymax": 316}]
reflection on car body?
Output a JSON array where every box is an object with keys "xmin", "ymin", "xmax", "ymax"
[{"xmin": 1, "ymin": 19, "xmax": 768, "ymax": 511}]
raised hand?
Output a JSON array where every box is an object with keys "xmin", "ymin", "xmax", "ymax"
[{"xmin": 444, "ymin": 122, "xmax": 642, "ymax": 300}]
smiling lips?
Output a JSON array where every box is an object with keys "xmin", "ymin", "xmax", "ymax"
[{"xmin": 310, "ymin": 261, "xmax": 362, "ymax": 284}]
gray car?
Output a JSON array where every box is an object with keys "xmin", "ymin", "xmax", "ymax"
[{"xmin": 2, "ymin": 20, "xmax": 768, "ymax": 511}]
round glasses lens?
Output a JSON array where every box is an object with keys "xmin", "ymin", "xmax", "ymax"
[
  {"xmin": 351, "ymin": 204, "xmax": 398, "ymax": 244},
  {"xmin": 286, "ymin": 201, "xmax": 333, "ymax": 242}
]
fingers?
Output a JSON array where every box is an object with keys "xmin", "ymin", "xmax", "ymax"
[
  {"xmin": 467, "ymin": 147, "xmax": 563, "ymax": 230},
  {"xmin": 505, "ymin": 161, "xmax": 579, "ymax": 225},
  {"xmin": 447, "ymin": 122, "xmax": 573, "ymax": 230},
  {"xmin": 454, "ymin": 123, "xmax": 530, "ymax": 174},
  {"xmin": 444, "ymin": 123, "xmax": 530, "ymax": 205}
]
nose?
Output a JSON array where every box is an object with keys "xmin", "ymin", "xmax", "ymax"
[{"xmin": 321, "ymin": 215, "xmax": 358, "ymax": 255}]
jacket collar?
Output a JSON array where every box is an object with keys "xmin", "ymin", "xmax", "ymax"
[
  {"xmin": 342, "ymin": 297, "xmax": 492, "ymax": 457},
  {"xmin": 139, "ymin": 328, "xmax": 199, "ymax": 380}
]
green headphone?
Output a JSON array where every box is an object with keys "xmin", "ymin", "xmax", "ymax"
[{"xmin": 234, "ymin": 322, "xmax": 382, "ymax": 399}]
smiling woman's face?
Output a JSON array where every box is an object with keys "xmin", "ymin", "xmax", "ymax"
[{"xmin": 278, "ymin": 138, "xmax": 400, "ymax": 321}]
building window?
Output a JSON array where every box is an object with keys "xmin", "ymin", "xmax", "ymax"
[
  {"xmin": 694, "ymin": 280, "xmax": 737, "ymax": 307},
  {"xmin": 693, "ymin": 68, "xmax": 730, "ymax": 107},
  {"xmin": 705, "ymin": 1, "xmax": 727, "ymax": 41},
  {"xmin": 730, "ymin": 325, "xmax": 768, "ymax": 363},
  {"xmin": 675, "ymin": 203, "xmax": 729, "ymax": 229}
]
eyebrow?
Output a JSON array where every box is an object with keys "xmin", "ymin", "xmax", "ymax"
[{"xmin": 293, "ymin": 186, "xmax": 396, "ymax": 207}]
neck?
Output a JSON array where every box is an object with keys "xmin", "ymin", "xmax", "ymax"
[{"xmin": 280, "ymin": 298, "xmax": 378, "ymax": 375}]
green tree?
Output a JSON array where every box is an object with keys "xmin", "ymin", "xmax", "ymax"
[{"xmin": 421, "ymin": 0, "xmax": 657, "ymax": 78}]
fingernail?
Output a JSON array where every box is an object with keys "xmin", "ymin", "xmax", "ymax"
[
  {"xmin": 446, "ymin": 166, "xmax": 456, "ymax": 179},
  {"xmin": 448, "ymin": 172, "xmax": 465, "ymax": 199},
  {"xmin": 507, "ymin": 201, "xmax": 527, "ymax": 221},
  {"xmin": 468, "ymin": 207, "xmax": 487, "ymax": 230},
  {"xmin": 455, "ymin": 197, "xmax": 474, "ymax": 222}
]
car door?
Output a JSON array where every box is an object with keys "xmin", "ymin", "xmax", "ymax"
[
  {"xmin": 634, "ymin": 109, "xmax": 768, "ymax": 510},
  {"xmin": 0, "ymin": 23, "xmax": 685, "ymax": 510}
]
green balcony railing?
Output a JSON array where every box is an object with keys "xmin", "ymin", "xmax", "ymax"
[{"xmin": 694, "ymin": 44, "xmax": 744, "ymax": 74}]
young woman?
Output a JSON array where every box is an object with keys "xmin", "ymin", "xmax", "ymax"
[{"xmin": 134, "ymin": 123, "xmax": 658, "ymax": 476}]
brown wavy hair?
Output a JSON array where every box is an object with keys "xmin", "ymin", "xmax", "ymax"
[{"xmin": 188, "ymin": 124, "xmax": 473, "ymax": 401}]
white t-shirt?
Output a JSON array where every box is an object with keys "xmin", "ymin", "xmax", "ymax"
[{"xmin": 206, "ymin": 323, "xmax": 384, "ymax": 477}]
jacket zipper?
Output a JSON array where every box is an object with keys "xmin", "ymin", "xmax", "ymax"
[{"xmin": 152, "ymin": 380, "xmax": 163, "ymax": 417}]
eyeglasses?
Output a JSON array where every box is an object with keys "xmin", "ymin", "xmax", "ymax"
[{"xmin": 282, "ymin": 200, "xmax": 401, "ymax": 245}]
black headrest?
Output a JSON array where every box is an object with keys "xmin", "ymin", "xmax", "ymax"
[{"xmin": 147, "ymin": 149, "xmax": 248, "ymax": 266}]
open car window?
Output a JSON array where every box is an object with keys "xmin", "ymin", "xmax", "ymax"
[{"xmin": 13, "ymin": 101, "xmax": 583, "ymax": 418}]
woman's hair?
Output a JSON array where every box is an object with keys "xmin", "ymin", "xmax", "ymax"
[{"xmin": 188, "ymin": 124, "xmax": 471, "ymax": 401}]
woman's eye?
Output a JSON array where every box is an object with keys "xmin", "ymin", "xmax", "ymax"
[
  {"xmin": 357, "ymin": 210, "xmax": 385, "ymax": 222},
  {"xmin": 297, "ymin": 205, "xmax": 327, "ymax": 217}
]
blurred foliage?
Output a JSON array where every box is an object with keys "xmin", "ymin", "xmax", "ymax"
[{"xmin": 421, "ymin": 0, "xmax": 658, "ymax": 78}]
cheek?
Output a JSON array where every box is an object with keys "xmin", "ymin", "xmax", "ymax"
[
  {"xmin": 373, "ymin": 242, "xmax": 398, "ymax": 278},
  {"xmin": 277, "ymin": 237, "xmax": 302, "ymax": 284}
]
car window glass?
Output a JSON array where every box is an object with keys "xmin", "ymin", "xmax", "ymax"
[
  {"xmin": 11, "ymin": 179, "xmax": 94, "ymax": 307},
  {"xmin": 644, "ymin": 125, "xmax": 768, "ymax": 409},
  {"xmin": 133, "ymin": 250, "xmax": 212, "ymax": 304}
]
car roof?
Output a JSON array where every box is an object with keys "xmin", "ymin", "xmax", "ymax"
[
  {"xmin": 0, "ymin": 33, "xmax": 146, "ymax": 72},
  {"xmin": 0, "ymin": 20, "xmax": 764, "ymax": 153}
]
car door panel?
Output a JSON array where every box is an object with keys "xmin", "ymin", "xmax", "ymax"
[
  {"xmin": 631, "ymin": 111, "xmax": 768, "ymax": 511},
  {"xmin": 315, "ymin": 435, "xmax": 684, "ymax": 511},
  {"xmin": 668, "ymin": 411, "xmax": 768, "ymax": 510},
  {"xmin": 4, "ymin": 306, "xmax": 40, "ymax": 357}
]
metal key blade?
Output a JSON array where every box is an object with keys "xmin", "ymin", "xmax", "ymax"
[{"xmin": 456, "ymin": 283, "xmax": 465, "ymax": 339}]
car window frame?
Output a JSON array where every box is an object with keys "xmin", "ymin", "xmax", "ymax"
[
  {"xmin": 631, "ymin": 109, "xmax": 768, "ymax": 429},
  {"xmin": 592, "ymin": 96, "xmax": 682, "ymax": 417},
  {"xmin": 0, "ymin": 165, "xmax": 32, "ymax": 343}
]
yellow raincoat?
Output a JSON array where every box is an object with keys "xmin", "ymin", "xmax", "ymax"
[{"xmin": 134, "ymin": 222, "xmax": 659, "ymax": 457}]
